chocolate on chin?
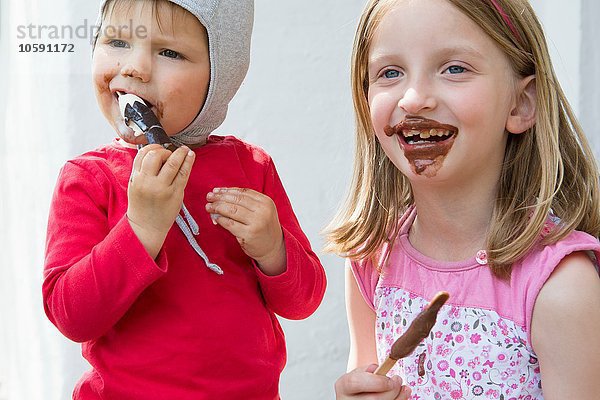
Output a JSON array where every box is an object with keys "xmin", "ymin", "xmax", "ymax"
[
  {"xmin": 375, "ymin": 291, "xmax": 450, "ymax": 376},
  {"xmin": 117, "ymin": 92, "xmax": 177, "ymax": 151}
]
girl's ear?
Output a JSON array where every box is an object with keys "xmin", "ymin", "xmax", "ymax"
[{"xmin": 506, "ymin": 75, "xmax": 536, "ymax": 134}]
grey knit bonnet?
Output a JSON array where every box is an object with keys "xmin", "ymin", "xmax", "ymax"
[{"xmin": 94, "ymin": 0, "xmax": 254, "ymax": 146}]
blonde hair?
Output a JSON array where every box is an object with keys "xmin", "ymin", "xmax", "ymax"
[{"xmin": 324, "ymin": 0, "xmax": 600, "ymax": 278}]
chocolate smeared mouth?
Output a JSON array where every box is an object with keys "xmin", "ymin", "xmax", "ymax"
[
  {"xmin": 384, "ymin": 116, "xmax": 458, "ymax": 145},
  {"xmin": 383, "ymin": 116, "xmax": 458, "ymax": 177},
  {"xmin": 114, "ymin": 91, "xmax": 154, "ymax": 109}
]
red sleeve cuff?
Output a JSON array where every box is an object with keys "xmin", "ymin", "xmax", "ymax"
[
  {"xmin": 253, "ymin": 227, "xmax": 301, "ymax": 289},
  {"xmin": 114, "ymin": 215, "xmax": 169, "ymax": 281}
]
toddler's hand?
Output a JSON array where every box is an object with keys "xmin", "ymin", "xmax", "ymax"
[
  {"xmin": 127, "ymin": 144, "xmax": 195, "ymax": 258},
  {"xmin": 205, "ymin": 187, "xmax": 286, "ymax": 275},
  {"xmin": 335, "ymin": 364, "xmax": 411, "ymax": 400}
]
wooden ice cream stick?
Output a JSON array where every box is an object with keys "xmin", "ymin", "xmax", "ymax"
[{"xmin": 374, "ymin": 291, "xmax": 450, "ymax": 376}]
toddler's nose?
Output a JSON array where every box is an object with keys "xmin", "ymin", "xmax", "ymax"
[
  {"xmin": 120, "ymin": 53, "xmax": 151, "ymax": 82},
  {"xmin": 398, "ymin": 87, "xmax": 437, "ymax": 115}
]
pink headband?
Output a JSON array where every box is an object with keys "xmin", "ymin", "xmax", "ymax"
[{"xmin": 489, "ymin": 0, "xmax": 522, "ymax": 42}]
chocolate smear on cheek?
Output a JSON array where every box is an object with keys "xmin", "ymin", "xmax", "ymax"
[
  {"xmin": 95, "ymin": 74, "xmax": 112, "ymax": 96},
  {"xmin": 154, "ymin": 100, "xmax": 164, "ymax": 120}
]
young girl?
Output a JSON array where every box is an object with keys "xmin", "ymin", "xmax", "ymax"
[
  {"xmin": 42, "ymin": 0, "xmax": 326, "ymax": 399},
  {"xmin": 327, "ymin": 0, "xmax": 600, "ymax": 398}
]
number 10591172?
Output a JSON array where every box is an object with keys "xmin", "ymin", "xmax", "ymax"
[{"xmin": 18, "ymin": 43, "xmax": 74, "ymax": 53}]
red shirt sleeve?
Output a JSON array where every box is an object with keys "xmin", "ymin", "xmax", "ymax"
[
  {"xmin": 251, "ymin": 156, "xmax": 327, "ymax": 320},
  {"xmin": 43, "ymin": 161, "xmax": 167, "ymax": 342}
]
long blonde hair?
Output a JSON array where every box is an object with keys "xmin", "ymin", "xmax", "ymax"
[{"xmin": 324, "ymin": 0, "xmax": 600, "ymax": 278}]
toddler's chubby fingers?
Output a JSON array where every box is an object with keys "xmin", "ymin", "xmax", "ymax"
[
  {"xmin": 206, "ymin": 188, "xmax": 254, "ymax": 226},
  {"xmin": 140, "ymin": 148, "xmax": 172, "ymax": 177},
  {"xmin": 206, "ymin": 213, "xmax": 248, "ymax": 240},
  {"xmin": 130, "ymin": 144, "xmax": 170, "ymax": 185},
  {"xmin": 206, "ymin": 187, "xmax": 261, "ymax": 212},
  {"xmin": 157, "ymin": 146, "xmax": 195, "ymax": 186},
  {"xmin": 132, "ymin": 144, "xmax": 164, "ymax": 173},
  {"xmin": 205, "ymin": 197, "xmax": 253, "ymax": 229},
  {"xmin": 210, "ymin": 187, "xmax": 263, "ymax": 203}
]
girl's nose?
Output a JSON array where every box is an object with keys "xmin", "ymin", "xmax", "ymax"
[
  {"xmin": 398, "ymin": 87, "xmax": 437, "ymax": 114},
  {"xmin": 120, "ymin": 53, "xmax": 151, "ymax": 82}
]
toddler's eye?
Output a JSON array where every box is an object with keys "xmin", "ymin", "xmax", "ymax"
[
  {"xmin": 445, "ymin": 65, "xmax": 467, "ymax": 74},
  {"xmin": 160, "ymin": 49, "xmax": 181, "ymax": 59},
  {"xmin": 383, "ymin": 69, "xmax": 401, "ymax": 79},
  {"xmin": 108, "ymin": 39, "xmax": 129, "ymax": 48}
]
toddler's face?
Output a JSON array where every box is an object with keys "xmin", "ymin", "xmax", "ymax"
[{"xmin": 92, "ymin": 1, "xmax": 210, "ymax": 145}]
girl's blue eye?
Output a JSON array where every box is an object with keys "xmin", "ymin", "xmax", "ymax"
[
  {"xmin": 160, "ymin": 49, "xmax": 181, "ymax": 59},
  {"xmin": 446, "ymin": 65, "xmax": 466, "ymax": 74},
  {"xmin": 383, "ymin": 69, "xmax": 400, "ymax": 79}
]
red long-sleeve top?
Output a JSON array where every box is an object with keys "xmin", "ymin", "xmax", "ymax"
[{"xmin": 43, "ymin": 135, "xmax": 326, "ymax": 400}]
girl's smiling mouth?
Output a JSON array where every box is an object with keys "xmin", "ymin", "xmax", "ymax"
[
  {"xmin": 384, "ymin": 116, "xmax": 458, "ymax": 145},
  {"xmin": 384, "ymin": 116, "xmax": 458, "ymax": 177}
]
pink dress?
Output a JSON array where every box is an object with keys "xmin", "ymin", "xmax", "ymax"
[{"xmin": 351, "ymin": 206, "xmax": 600, "ymax": 400}]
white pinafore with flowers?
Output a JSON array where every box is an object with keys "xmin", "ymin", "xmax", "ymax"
[{"xmin": 351, "ymin": 206, "xmax": 600, "ymax": 400}]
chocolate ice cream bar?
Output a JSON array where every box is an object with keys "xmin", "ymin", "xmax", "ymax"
[
  {"xmin": 375, "ymin": 291, "xmax": 450, "ymax": 376},
  {"xmin": 117, "ymin": 92, "xmax": 177, "ymax": 151}
]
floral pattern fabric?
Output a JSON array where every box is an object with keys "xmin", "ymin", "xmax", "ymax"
[{"xmin": 374, "ymin": 287, "xmax": 543, "ymax": 400}]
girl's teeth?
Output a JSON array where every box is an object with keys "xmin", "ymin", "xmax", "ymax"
[{"xmin": 402, "ymin": 128, "xmax": 453, "ymax": 140}]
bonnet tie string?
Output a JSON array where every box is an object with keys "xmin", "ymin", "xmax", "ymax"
[{"xmin": 176, "ymin": 203, "xmax": 223, "ymax": 275}]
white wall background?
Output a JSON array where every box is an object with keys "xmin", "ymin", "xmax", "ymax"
[{"xmin": 0, "ymin": 1, "xmax": 597, "ymax": 399}]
